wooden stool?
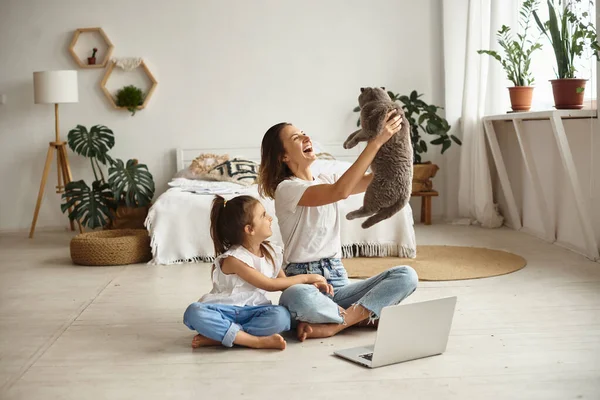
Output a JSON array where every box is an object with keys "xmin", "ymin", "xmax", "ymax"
[{"xmin": 411, "ymin": 190, "xmax": 438, "ymax": 225}]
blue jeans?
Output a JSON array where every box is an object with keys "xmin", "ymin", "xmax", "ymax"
[
  {"xmin": 183, "ymin": 303, "xmax": 291, "ymax": 347},
  {"xmin": 279, "ymin": 258, "xmax": 418, "ymax": 325}
]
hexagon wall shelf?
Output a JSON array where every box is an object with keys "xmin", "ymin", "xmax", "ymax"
[
  {"xmin": 68, "ymin": 27, "xmax": 114, "ymax": 69},
  {"xmin": 100, "ymin": 60, "xmax": 158, "ymax": 112}
]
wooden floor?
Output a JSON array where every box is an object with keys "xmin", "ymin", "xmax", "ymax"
[{"xmin": 0, "ymin": 225, "xmax": 599, "ymax": 399}]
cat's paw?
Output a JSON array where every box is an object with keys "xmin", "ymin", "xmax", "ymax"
[
  {"xmin": 346, "ymin": 211, "xmax": 360, "ymax": 220},
  {"xmin": 361, "ymin": 220, "xmax": 376, "ymax": 229},
  {"xmin": 343, "ymin": 140, "xmax": 356, "ymax": 149}
]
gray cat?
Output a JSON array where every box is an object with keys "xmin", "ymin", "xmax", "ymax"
[{"xmin": 343, "ymin": 87, "xmax": 414, "ymax": 229}]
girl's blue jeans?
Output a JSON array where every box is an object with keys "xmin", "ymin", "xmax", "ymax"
[
  {"xmin": 279, "ymin": 258, "xmax": 418, "ymax": 325},
  {"xmin": 183, "ymin": 303, "xmax": 291, "ymax": 347}
]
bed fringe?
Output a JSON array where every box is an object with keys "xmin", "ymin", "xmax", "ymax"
[
  {"xmin": 146, "ymin": 213, "xmax": 416, "ymax": 267},
  {"xmin": 341, "ymin": 243, "xmax": 416, "ymax": 259},
  {"xmin": 145, "ymin": 209, "xmax": 217, "ymax": 265}
]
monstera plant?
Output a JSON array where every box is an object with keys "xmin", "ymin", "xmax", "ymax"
[{"xmin": 61, "ymin": 124, "xmax": 155, "ymax": 229}]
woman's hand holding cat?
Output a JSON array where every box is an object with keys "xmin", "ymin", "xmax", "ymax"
[{"xmin": 371, "ymin": 111, "xmax": 402, "ymax": 148}]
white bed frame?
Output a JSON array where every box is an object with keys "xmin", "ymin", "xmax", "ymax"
[{"xmin": 176, "ymin": 142, "xmax": 362, "ymax": 171}]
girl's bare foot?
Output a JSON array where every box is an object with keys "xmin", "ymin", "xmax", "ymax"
[
  {"xmin": 232, "ymin": 331, "xmax": 286, "ymax": 350},
  {"xmin": 256, "ymin": 334, "xmax": 287, "ymax": 350},
  {"xmin": 191, "ymin": 334, "xmax": 220, "ymax": 348}
]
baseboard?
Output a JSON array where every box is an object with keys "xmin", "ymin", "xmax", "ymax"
[
  {"xmin": 518, "ymin": 227, "xmax": 555, "ymax": 243},
  {"xmin": 554, "ymin": 240, "xmax": 599, "ymax": 262}
]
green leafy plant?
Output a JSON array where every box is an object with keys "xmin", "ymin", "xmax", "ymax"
[
  {"xmin": 354, "ymin": 90, "xmax": 461, "ymax": 164},
  {"xmin": 61, "ymin": 125, "xmax": 155, "ymax": 229},
  {"xmin": 116, "ymin": 85, "xmax": 145, "ymax": 116},
  {"xmin": 477, "ymin": 0, "xmax": 543, "ymax": 86},
  {"xmin": 533, "ymin": 0, "xmax": 600, "ymax": 79}
]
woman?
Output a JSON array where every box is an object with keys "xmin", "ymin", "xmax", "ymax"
[{"xmin": 258, "ymin": 113, "xmax": 418, "ymax": 341}]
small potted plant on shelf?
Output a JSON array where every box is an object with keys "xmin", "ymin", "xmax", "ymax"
[
  {"xmin": 533, "ymin": 0, "xmax": 600, "ymax": 109},
  {"xmin": 477, "ymin": 0, "xmax": 543, "ymax": 112},
  {"xmin": 354, "ymin": 90, "xmax": 461, "ymax": 193},
  {"xmin": 61, "ymin": 124, "xmax": 155, "ymax": 230},
  {"xmin": 88, "ymin": 48, "xmax": 98, "ymax": 65},
  {"xmin": 116, "ymin": 85, "xmax": 145, "ymax": 116}
]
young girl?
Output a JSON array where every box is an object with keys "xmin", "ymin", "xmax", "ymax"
[{"xmin": 183, "ymin": 195, "xmax": 332, "ymax": 350}]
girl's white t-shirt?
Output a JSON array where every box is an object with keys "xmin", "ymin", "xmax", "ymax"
[
  {"xmin": 199, "ymin": 244, "xmax": 283, "ymax": 306},
  {"xmin": 274, "ymin": 174, "xmax": 341, "ymax": 264}
]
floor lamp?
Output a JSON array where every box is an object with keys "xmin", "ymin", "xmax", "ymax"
[{"xmin": 29, "ymin": 70, "xmax": 82, "ymax": 238}]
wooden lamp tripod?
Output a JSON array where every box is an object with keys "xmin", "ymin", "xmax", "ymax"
[{"xmin": 30, "ymin": 71, "xmax": 83, "ymax": 238}]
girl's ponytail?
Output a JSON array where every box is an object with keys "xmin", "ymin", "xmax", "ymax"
[{"xmin": 209, "ymin": 195, "xmax": 228, "ymax": 257}]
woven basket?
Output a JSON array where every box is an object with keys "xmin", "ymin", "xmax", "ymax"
[
  {"xmin": 70, "ymin": 229, "xmax": 152, "ymax": 266},
  {"xmin": 412, "ymin": 162, "xmax": 440, "ymax": 193}
]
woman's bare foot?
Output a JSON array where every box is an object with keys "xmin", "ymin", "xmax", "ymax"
[
  {"xmin": 297, "ymin": 322, "xmax": 313, "ymax": 341},
  {"xmin": 297, "ymin": 322, "xmax": 342, "ymax": 341},
  {"xmin": 296, "ymin": 305, "xmax": 373, "ymax": 341},
  {"xmin": 255, "ymin": 334, "xmax": 287, "ymax": 350},
  {"xmin": 356, "ymin": 318, "xmax": 379, "ymax": 328},
  {"xmin": 191, "ymin": 334, "xmax": 220, "ymax": 348}
]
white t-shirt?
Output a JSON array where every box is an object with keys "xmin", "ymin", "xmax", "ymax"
[
  {"xmin": 274, "ymin": 174, "xmax": 341, "ymax": 264},
  {"xmin": 199, "ymin": 244, "xmax": 283, "ymax": 306}
]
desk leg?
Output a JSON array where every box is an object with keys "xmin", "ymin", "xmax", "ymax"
[
  {"xmin": 549, "ymin": 114, "xmax": 599, "ymax": 260},
  {"xmin": 513, "ymin": 119, "xmax": 555, "ymax": 242},
  {"xmin": 483, "ymin": 120, "xmax": 522, "ymax": 230}
]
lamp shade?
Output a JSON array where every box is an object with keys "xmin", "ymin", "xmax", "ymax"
[{"xmin": 33, "ymin": 70, "xmax": 79, "ymax": 104}]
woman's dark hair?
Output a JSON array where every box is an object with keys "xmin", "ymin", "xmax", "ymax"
[
  {"xmin": 209, "ymin": 195, "xmax": 274, "ymax": 267},
  {"xmin": 258, "ymin": 122, "xmax": 293, "ymax": 199}
]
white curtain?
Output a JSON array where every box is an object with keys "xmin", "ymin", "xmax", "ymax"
[{"xmin": 442, "ymin": 0, "xmax": 518, "ymax": 228}]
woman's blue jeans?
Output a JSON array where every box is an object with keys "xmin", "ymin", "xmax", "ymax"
[{"xmin": 279, "ymin": 258, "xmax": 418, "ymax": 325}]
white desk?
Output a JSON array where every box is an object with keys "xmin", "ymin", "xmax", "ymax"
[{"xmin": 482, "ymin": 110, "xmax": 599, "ymax": 261}]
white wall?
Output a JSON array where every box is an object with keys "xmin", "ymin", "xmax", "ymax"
[
  {"xmin": 491, "ymin": 118, "xmax": 600, "ymax": 258},
  {"xmin": 0, "ymin": 0, "xmax": 445, "ymax": 231}
]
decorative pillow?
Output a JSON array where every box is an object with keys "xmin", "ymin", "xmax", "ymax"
[
  {"xmin": 173, "ymin": 153, "xmax": 230, "ymax": 180},
  {"xmin": 316, "ymin": 152, "xmax": 336, "ymax": 160},
  {"xmin": 189, "ymin": 153, "xmax": 230, "ymax": 174},
  {"xmin": 199, "ymin": 158, "xmax": 259, "ymax": 186}
]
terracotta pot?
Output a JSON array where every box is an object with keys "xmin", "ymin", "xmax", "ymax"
[
  {"xmin": 412, "ymin": 162, "xmax": 439, "ymax": 193},
  {"xmin": 550, "ymin": 79, "xmax": 587, "ymax": 109},
  {"xmin": 508, "ymin": 86, "xmax": 534, "ymax": 112},
  {"xmin": 87, "ymin": 57, "xmax": 96, "ymax": 65}
]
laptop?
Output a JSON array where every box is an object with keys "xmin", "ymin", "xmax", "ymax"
[{"xmin": 333, "ymin": 296, "xmax": 457, "ymax": 368}]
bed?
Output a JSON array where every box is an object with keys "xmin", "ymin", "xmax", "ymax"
[{"xmin": 145, "ymin": 145, "xmax": 417, "ymax": 265}]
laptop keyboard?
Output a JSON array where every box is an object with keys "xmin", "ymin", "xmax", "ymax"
[{"xmin": 359, "ymin": 352, "xmax": 373, "ymax": 361}]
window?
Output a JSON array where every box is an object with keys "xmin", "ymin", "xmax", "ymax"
[{"xmin": 526, "ymin": 0, "xmax": 597, "ymax": 110}]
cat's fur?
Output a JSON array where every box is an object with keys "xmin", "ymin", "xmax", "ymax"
[{"xmin": 343, "ymin": 87, "xmax": 413, "ymax": 229}]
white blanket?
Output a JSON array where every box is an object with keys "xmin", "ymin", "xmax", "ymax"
[{"xmin": 145, "ymin": 182, "xmax": 417, "ymax": 265}]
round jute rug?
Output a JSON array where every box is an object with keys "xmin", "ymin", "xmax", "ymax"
[{"xmin": 342, "ymin": 245, "xmax": 526, "ymax": 281}]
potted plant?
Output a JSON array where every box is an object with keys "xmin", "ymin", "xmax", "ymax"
[
  {"xmin": 354, "ymin": 90, "xmax": 461, "ymax": 192},
  {"xmin": 60, "ymin": 124, "xmax": 155, "ymax": 230},
  {"xmin": 533, "ymin": 0, "xmax": 600, "ymax": 109},
  {"xmin": 87, "ymin": 48, "xmax": 98, "ymax": 65},
  {"xmin": 115, "ymin": 85, "xmax": 145, "ymax": 116},
  {"xmin": 477, "ymin": 0, "xmax": 543, "ymax": 112}
]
